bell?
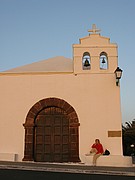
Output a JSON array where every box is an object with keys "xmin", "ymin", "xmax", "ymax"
[
  {"xmin": 84, "ymin": 59, "xmax": 90, "ymax": 67},
  {"xmin": 102, "ymin": 57, "xmax": 106, "ymax": 64}
]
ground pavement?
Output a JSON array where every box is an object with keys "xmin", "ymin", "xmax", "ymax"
[{"xmin": 0, "ymin": 161, "xmax": 134, "ymax": 177}]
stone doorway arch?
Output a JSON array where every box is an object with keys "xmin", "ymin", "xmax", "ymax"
[{"xmin": 23, "ymin": 98, "xmax": 80, "ymax": 162}]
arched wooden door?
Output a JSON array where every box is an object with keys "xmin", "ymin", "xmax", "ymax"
[
  {"xmin": 23, "ymin": 98, "xmax": 80, "ymax": 163},
  {"xmin": 34, "ymin": 107, "xmax": 70, "ymax": 162}
]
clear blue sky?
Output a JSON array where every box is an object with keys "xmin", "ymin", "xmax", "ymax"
[{"xmin": 0, "ymin": 0, "xmax": 135, "ymax": 124}]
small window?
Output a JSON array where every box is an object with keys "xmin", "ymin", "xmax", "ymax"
[
  {"xmin": 100, "ymin": 52, "xmax": 108, "ymax": 70},
  {"xmin": 82, "ymin": 52, "xmax": 91, "ymax": 70}
]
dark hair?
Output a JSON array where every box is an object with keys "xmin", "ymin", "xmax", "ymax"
[{"xmin": 95, "ymin": 139, "xmax": 100, "ymax": 143}]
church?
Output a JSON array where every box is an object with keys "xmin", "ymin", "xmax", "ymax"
[{"xmin": 0, "ymin": 25, "xmax": 132, "ymax": 166}]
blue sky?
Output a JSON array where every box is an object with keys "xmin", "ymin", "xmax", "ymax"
[{"xmin": 0, "ymin": 0, "xmax": 135, "ymax": 124}]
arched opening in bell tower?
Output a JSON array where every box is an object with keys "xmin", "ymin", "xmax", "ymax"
[
  {"xmin": 82, "ymin": 52, "xmax": 91, "ymax": 70},
  {"xmin": 100, "ymin": 52, "xmax": 108, "ymax": 70}
]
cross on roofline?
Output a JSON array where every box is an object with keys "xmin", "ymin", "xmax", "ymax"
[{"xmin": 88, "ymin": 24, "xmax": 101, "ymax": 34}]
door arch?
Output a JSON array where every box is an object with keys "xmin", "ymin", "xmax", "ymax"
[{"xmin": 23, "ymin": 98, "xmax": 80, "ymax": 162}]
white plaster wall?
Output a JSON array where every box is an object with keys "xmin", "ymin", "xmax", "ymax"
[{"xmin": 0, "ymin": 72, "xmax": 122, "ymax": 161}]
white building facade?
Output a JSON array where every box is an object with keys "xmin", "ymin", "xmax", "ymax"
[{"xmin": 0, "ymin": 25, "xmax": 132, "ymax": 166}]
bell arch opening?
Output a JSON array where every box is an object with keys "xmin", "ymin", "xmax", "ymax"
[
  {"xmin": 23, "ymin": 97, "xmax": 80, "ymax": 162},
  {"xmin": 100, "ymin": 52, "xmax": 108, "ymax": 70},
  {"xmin": 82, "ymin": 52, "xmax": 91, "ymax": 70}
]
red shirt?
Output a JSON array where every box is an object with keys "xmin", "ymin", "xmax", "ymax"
[{"xmin": 92, "ymin": 143, "xmax": 104, "ymax": 154}]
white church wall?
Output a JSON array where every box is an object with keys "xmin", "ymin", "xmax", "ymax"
[{"xmin": 0, "ymin": 71, "xmax": 122, "ymax": 161}]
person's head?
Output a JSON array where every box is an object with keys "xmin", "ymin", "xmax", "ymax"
[{"xmin": 95, "ymin": 139, "xmax": 100, "ymax": 144}]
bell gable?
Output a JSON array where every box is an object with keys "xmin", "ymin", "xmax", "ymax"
[{"xmin": 73, "ymin": 25, "xmax": 118, "ymax": 74}]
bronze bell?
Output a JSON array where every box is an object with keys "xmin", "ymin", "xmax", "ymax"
[
  {"xmin": 84, "ymin": 59, "xmax": 90, "ymax": 67},
  {"xmin": 102, "ymin": 57, "xmax": 106, "ymax": 64}
]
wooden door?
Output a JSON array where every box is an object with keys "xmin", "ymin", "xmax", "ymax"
[{"xmin": 34, "ymin": 107, "xmax": 70, "ymax": 162}]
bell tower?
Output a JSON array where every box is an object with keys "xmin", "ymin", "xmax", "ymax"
[
  {"xmin": 73, "ymin": 24, "xmax": 118, "ymax": 75},
  {"xmin": 72, "ymin": 25, "xmax": 127, "ymax": 165}
]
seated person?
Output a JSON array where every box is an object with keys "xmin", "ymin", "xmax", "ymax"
[{"xmin": 86, "ymin": 139, "xmax": 104, "ymax": 166}]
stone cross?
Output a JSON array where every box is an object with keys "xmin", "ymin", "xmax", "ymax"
[{"xmin": 88, "ymin": 24, "xmax": 101, "ymax": 34}]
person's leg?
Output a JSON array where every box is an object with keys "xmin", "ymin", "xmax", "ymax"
[
  {"xmin": 85, "ymin": 148, "xmax": 97, "ymax": 156},
  {"xmin": 90, "ymin": 148, "xmax": 97, "ymax": 154},
  {"xmin": 93, "ymin": 153, "xmax": 101, "ymax": 166}
]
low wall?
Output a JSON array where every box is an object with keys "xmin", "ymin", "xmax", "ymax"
[
  {"xmin": 0, "ymin": 153, "xmax": 18, "ymax": 162},
  {"xmin": 81, "ymin": 154, "xmax": 133, "ymax": 167}
]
